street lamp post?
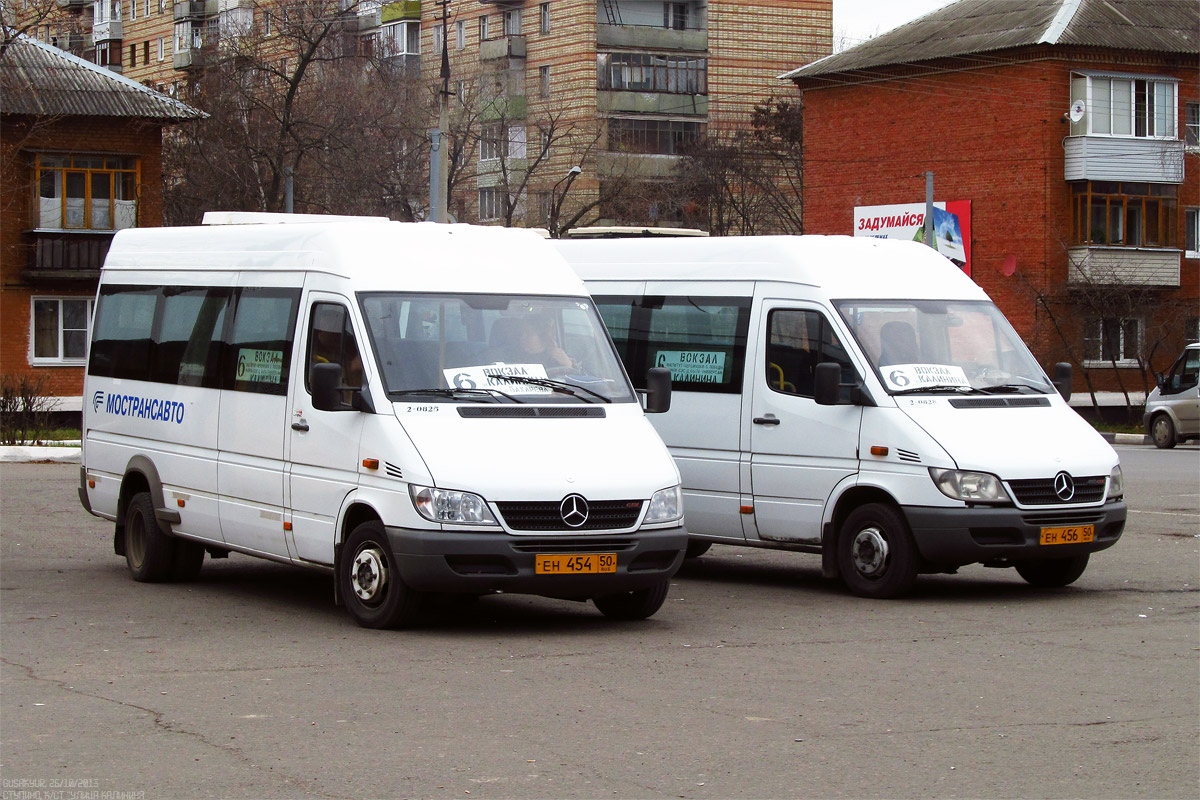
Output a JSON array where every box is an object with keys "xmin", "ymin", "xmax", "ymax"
[{"xmin": 548, "ymin": 165, "xmax": 582, "ymax": 238}]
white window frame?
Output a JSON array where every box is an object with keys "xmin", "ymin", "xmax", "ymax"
[
  {"xmin": 479, "ymin": 123, "xmax": 502, "ymax": 162},
  {"xmin": 478, "ymin": 187, "xmax": 500, "ymax": 221},
  {"xmin": 503, "ymin": 8, "xmax": 521, "ymax": 36},
  {"xmin": 432, "ymin": 22, "xmax": 444, "ymax": 54},
  {"xmin": 1185, "ymin": 207, "xmax": 1199, "ymax": 259},
  {"xmin": 30, "ymin": 297, "xmax": 94, "ymax": 366},
  {"xmin": 1084, "ymin": 317, "xmax": 1142, "ymax": 368},
  {"xmin": 1071, "ymin": 73, "xmax": 1179, "ymax": 139},
  {"xmin": 479, "ymin": 15, "xmax": 488, "ymax": 42},
  {"xmin": 539, "ymin": 65, "xmax": 550, "ymax": 97},
  {"xmin": 1186, "ymin": 102, "xmax": 1199, "ymax": 148},
  {"xmin": 540, "ymin": 2, "xmax": 550, "ymax": 34},
  {"xmin": 455, "ymin": 19, "xmax": 464, "ymax": 50}
]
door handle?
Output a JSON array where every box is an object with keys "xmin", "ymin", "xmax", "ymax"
[
  {"xmin": 291, "ymin": 419, "xmax": 309, "ymax": 432},
  {"xmin": 753, "ymin": 415, "xmax": 780, "ymax": 425}
]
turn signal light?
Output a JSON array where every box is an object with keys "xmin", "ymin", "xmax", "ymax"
[
  {"xmin": 870, "ymin": 446, "xmax": 889, "ymax": 457},
  {"xmin": 362, "ymin": 458, "xmax": 379, "ymax": 470},
  {"xmin": 740, "ymin": 505, "xmax": 754, "ymax": 515}
]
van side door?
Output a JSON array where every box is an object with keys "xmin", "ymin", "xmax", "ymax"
[
  {"xmin": 749, "ymin": 301, "xmax": 863, "ymax": 543},
  {"xmin": 216, "ymin": 284, "xmax": 302, "ymax": 559},
  {"xmin": 287, "ymin": 295, "xmax": 368, "ymax": 566}
]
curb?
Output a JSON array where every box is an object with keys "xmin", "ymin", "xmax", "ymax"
[{"xmin": 1099, "ymin": 432, "xmax": 1151, "ymax": 445}]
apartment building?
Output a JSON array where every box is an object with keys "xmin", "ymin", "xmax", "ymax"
[
  {"xmin": 34, "ymin": 0, "xmax": 831, "ymax": 228},
  {"xmin": 784, "ymin": 0, "xmax": 1198, "ymax": 395}
]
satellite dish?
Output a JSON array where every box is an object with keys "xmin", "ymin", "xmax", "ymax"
[{"xmin": 1068, "ymin": 99, "xmax": 1086, "ymax": 123}]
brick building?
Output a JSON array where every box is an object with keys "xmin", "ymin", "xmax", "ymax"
[
  {"xmin": 1, "ymin": 34, "xmax": 202, "ymax": 412},
  {"xmin": 784, "ymin": 0, "xmax": 1198, "ymax": 398},
  {"xmin": 31, "ymin": 0, "xmax": 831, "ymax": 228}
]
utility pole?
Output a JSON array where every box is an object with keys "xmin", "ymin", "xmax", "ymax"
[{"xmin": 430, "ymin": 0, "xmax": 451, "ymax": 222}]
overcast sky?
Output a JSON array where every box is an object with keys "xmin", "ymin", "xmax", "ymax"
[{"xmin": 836, "ymin": 0, "xmax": 956, "ymax": 49}]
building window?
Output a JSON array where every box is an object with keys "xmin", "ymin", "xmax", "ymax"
[
  {"xmin": 479, "ymin": 124, "xmax": 501, "ymax": 162},
  {"xmin": 1070, "ymin": 182, "xmax": 1177, "ymax": 248},
  {"xmin": 129, "ymin": 43, "xmax": 136, "ymax": 67},
  {"xmin": 1070, "ymin": 74, "xmax": 1178, "ymax": 139},
  {"xmin": 607, "ymin": 118, "xmax": 704, "ymax": 155},
  {"xmin": 1186, "ymin": 208, "xmax": 1199, "ymax": 259},
  {"xmin": 598, "ymin": 53, "xmax": 707, "ymax": 94},
  {"xmin": 478, "ymin": 187, "xmax": 500, "ymax": 220},
  {"xmin": 31, "ymin": 297, "xmax": 93, "ymax": 365},
  {"xmin": 455, "ymin": 20, "xmax": 464, "ymax": 50},
  {"xmin": 539, "ymin": 65, "xmax": 550, "ymax": 97},
  {"xmin": 1186, "ymin": 102, "xmax": 1199, "ymax": 147},
  {"xmin": 128, "ymin": 0, "xmax": 136, "ymax": 20},
  {"xmin": 143, "ymin": 40, "xmax": 150, "ymax": 64},
  {"xmin": 157, "ymin": 36, "xmax": 166, "ymax": 61},
  {"xmin": 503, "ymin": 8, "xmax": 521, "ymax": 36},
  {"xmin": 381, "ymin": 21, "xmax": 420, "ymax": 57},
  {"xmin": 35, "ymin": 154, "xmax": 140, "ymax": 231},
  {"xmin": 479, "ymin": 124, "xmax": 526, "ymax": 161},
  {"xmin": 431, "ymin": 22, "xmax": 444, "ymax": 54},
  {"xmin": 479, "ymin": 15, "xmax": 488, "ymax": 41},
  {"xmin": 540, "ymin": 2, "xmax": 550, "ymax": 34},
  {"xmin": 664, "ymin": 2, "xmax": 690, "ymax": 30},
  {"xmin": 1084, "ymin": 318, "xmax": 1141, "ymax": 366}
]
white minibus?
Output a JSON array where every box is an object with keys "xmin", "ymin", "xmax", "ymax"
[
  {"xmin": 556, "ymin": 235, "xmax": 1127, "ymax": 598},
  {"xmin": 80, "ymin": 216, "xmax": 686, "ymax": 627}
]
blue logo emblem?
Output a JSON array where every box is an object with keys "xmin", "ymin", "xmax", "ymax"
[{"xmin": 92, "ymin": 390, "xmax": 105, "ymax": 412}]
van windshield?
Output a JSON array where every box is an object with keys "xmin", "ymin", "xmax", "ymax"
[
  {"xmin": 835, "ymin": 299, "xmax": 1054, "ymax": 396},
  {"xmin": 359, "ymin": 293, "xmax": 637, "ymax": 404}
]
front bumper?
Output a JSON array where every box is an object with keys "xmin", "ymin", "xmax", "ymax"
[
  {"xmin": 904, "ymin": 501, "xmax": 1126, "ymax": 568},
  {"xmin": 385, "ymin": 525, "xmax": 688, "ymax": 597}
]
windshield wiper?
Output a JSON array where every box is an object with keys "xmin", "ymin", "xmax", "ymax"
[
  {"xmin": 977, "ymin": 383, "xmax": 1048, "ymax": 395},
  {"xmin": 389, "ymin": 387, "xmax": 523, "ymax": 404},
  {"xmin": 892, "ymin": 384, "xmax": 986, "ymax": 396},
  {"xmin": 488, "ymin": 375, "xmax": 612, "ymax": 403}
]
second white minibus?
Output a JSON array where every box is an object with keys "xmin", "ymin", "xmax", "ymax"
[{"xmin": 556, "ymin": 235, "xmax": 1127, "ymax": 598}]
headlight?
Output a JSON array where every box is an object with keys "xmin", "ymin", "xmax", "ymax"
[
  {"xmin": 409, "ymin": 485, "xmax": 498, "ymax": 525},
  {"xmin": 1108, "ymin": 465, "xmax": 1124, "ymax": 500},
  {"xmin": 644, "ymin": 485, "xmax": 683, "ymax": 524},
  {"xmin": 929, "ymin": 468, "xmax": 1010, "ymax": 504}
]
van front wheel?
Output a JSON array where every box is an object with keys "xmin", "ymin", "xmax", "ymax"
[
  {"xmin": 339, "ymin": 521, "xmax": 422, "ymax": 629},
  {"xmin": 837, "ymin": 503, "xmax": 919, "ymax": 599},
  {"xmin": 593, "ymin": 579, "xmax": 670, "ymax": 620},
  {"xmin": 1150, "ymin": 414, "xmax": 1177, "ymax": 449},
  {"xmin": 125, "ymin": 491, "xmax": 176, "ymax": 582}
]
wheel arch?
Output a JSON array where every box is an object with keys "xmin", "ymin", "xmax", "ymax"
[
  {"xmin": 114, "ymin": 456, "xmax": 166, "ymax": 556},
  {"xmin": 332, "ymin": 499, "xmax": 383, "ymax": 607},
  {"xmin": 821, "ymin": 484, "xmax": 903, "ymax": 580}
]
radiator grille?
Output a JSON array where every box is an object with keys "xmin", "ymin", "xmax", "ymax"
[
  {"xmin": 495, "ymin": 499, "xmax": 643, "ymax": 531},
  {"xmin": 1008, "ymin": 476, "xmax": 1106, "ymax": 505}
]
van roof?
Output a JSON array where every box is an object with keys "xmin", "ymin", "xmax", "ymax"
[
  {"xmin": 103, "ymin": 221, "xmax": 586, "ymax": 296},
  {"xmin": 554, "ymin": 235, "xmax": 989, "ymax": 302}
]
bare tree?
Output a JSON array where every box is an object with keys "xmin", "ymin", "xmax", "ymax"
[
  {"xmin": 164, "ymin": 1, "xmax": 432, "ymax": 223},
  {"xmin": 1, "ymin": 0, "xmax": 83, "ymax": 60}
]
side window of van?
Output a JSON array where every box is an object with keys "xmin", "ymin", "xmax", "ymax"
[
  {"xmin": 89, "ymin": 286, "xmax": 157, "ymax": 380},
  {"xmin": 766, "ymin": 309, "xmax": 852, "ymax": 398},
  {"xmin": 152, "ymin": 288, "xmax": 229, "ymax": 388},
  {"xmin": 1166, "ymin": 350, "xmax": 1199, "ymax": 394},
  {"xmin": 226, "ymin": 288, "xmax": 300, "ymax": 395},
  {"xmin": 305, "ymin": 303, "xmax": 363, "ymax": 397},
  {"xmin": 594, "ymin": 295, "xmax": 750, "ymax": 393}
]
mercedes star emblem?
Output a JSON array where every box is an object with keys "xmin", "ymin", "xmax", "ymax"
[
  {"xmin": 560, "ymin": 494, "xmax": 589, "ymax": 528},
  {"xmin": 1053, "ymin": 471, "xmax": 1075, "ymax": 502}
]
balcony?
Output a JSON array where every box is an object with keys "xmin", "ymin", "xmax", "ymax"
[
  {"xmin": 597, "ymin": 23, "xmax": 706, "ymax": 52},
  {"xmin": 1067, "ymin": 246, "xmax": 1181, "ymax": 288},
  {"xmin": 597, "ymin": 152, "xmax": 682, "ymax": 180},
  {"xmin": 597, "ymin": 90, "xmax": 706, "ymax": 116},
  {"xmin": 92, "ymin": 17, "xmax": 122, "ymax": 43},
  {"xmin": 381, "ymin": 0, "xmax": 420, "ymax": 21},
  {"xmin": 480, "ymin": 34, "xmax": 525, "ymax": 61},
  {"xmin": 174, "ymin": 1, "xmax": 215, "ymax": 22},
  {"xmin": 1064, "ymin": 136, "xmax": 1185, "ymax": 184},
  {"xmin": 55, "ymin": 0, "xmax": 88, "ymax": 8},
  {"xmin": 480, "ymin": 94, "xmax": 527, "ymax": 122},
  {"xmin": 23, "ymin": 231, "xmax": 113, "ymax": 281},
  {"xmin": 174, "ymin": 39, "xmax": 210, "ymax": 70}
]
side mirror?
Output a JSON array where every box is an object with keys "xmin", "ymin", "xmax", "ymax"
[
  {"xmin": 643, "ymin": 367, "xmax": 672, "ymax": 414},
  {"xmin": 1053, "ymin": 362, "xmax": 1072, "ymax": 402},
  {"xmin": 311, "ymin": 362, "xmax": 345, "ymax": 411},
  {"xmin": 814, "ymin": 362, "xmax": 841, "ymax": 406}
]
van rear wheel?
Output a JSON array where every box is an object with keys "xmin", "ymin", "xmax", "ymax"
[
  {"xmin": 1015, "ymin": 554, "xmax": 1089, "ymax": 588},
  {"xmin": 837, "ymin": 503, "xmax": 919, "ymax": 599},
  {"xmin": 340, "ymin": 521, "xmax": 422, "ymax": 629},
  {"xmin": 593, "ymin": 579, "xmax": 670, "ymax": 620},
  {"xmin": 1150, "ymin": 414, "xmax": 1177, "ymax": 449},
  {"xmin": 124, "ymin": 491, "xmax": 176, "ymax": 582}
]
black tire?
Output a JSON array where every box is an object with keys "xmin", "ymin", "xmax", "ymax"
[
  {"xmin": 1150, "ymin": 414, "xmax": 1177, "ymax": 449},
  {"xmin": 837, "ymin": 503, "xmax": 919, "ymax": 599},
  {"xmin": 172, "ymin": 539, "xmax": 205, "ymax": 581},
  {"xmin": 593, "ymin": 579, "xmax": 670, "ymax": 620},
  {"xmin": 339, "ymin": 520, "xmax": 422, "ymax": 629},
  {"xmin": 684, "ymin": 540, "xmax": 712, "ymax": 559},
  {"xmin": 124, "ymin": 491, "xmax": 176, "ymax": 582},
  {"xmin": 1015, "ymin": 554, "xmax": 1089, "ymax": 588}
]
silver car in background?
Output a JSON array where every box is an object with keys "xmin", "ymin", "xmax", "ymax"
[{"xmin": 1143, "ymin": 342, "xmax": 1200, "ymax": 449}]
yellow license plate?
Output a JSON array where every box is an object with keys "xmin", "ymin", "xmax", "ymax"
[
  {"xmin": 1039, "ymin": 525, "xmax": 1095, "ymax": 545},
  {"xmin": 535, "ymin": 553, "xmax": 617, "ymax": 575}
]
